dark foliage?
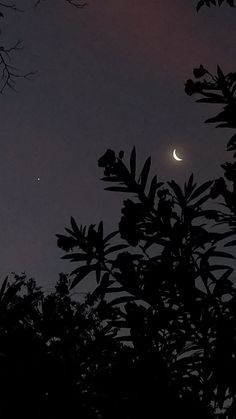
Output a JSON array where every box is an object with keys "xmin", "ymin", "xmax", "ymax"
[
  {"xmin": 57, "ymin": 140, "xmax": 236, "ymax": 417},
  {"xmin": 54, "ymin": 22, "xmax": 236, "ymax": 416},
  {"xmin": 185, "ymin": 65, "xmax": 236, "ymax": 227},
  {"xmin": 0, "ymin": 272, "xmax": 125, "ymax": 418},
  {"xmin": 185, "ymin": 66, "xmax": 236, "ymax": 152},
  {"xmin": 196, "ymin": 0, "xmax": 235, "ymax": 12}
]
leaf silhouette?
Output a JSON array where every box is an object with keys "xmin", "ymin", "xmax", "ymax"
[
  {"xmin": 61, "ymin": 252, "xmax": 89, "ymax": 262},
  {"xmin": 188, "ymin": 180, "xmax": 213, "ymax": 202},
  {"xmin": 70, "ymin": 264, "xmax": 97, "ymax": 288},
  {"xmin": 103, "ymin": 230, "xmax": 119, "ymax": 244},
  {"xmin": 0, "ymin": 276, "xmax": 8, "ymax": 301},
  {"xmin": 104, "ymin": 244, "xmax": 129, "ymax": 255},
  {"xmin": 138, "ymin": 156, "xmax": 151, "ymax": 191},
  {"xmin": 224, "ymin": 239, "xmax": 236, "ymax": 247},
  {"xmin": 105, "ymin": 186, "xmax": 132, "ymax": 192},
  {"xmin": 130, "ymin": 146, "xmax": 136, "ymax": 179},
  {"xmin": 168, "ymin": 180, "xmax": 186, "ymax": 207}
]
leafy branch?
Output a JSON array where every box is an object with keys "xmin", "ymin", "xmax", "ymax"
[{"xmin": 185, "ymin": 65, "xmax": 236, "ymax": 223}]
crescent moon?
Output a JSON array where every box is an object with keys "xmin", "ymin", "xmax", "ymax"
[{"xmin": 173, "ymin": 149, "xmax": 183, "ymax": 162}]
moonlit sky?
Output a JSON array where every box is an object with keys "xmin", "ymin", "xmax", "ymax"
[{"xmin": 0, "ymin": 0, "xmax": 235, "ymax": 289}]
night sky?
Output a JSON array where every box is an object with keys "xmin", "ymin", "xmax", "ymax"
[{"xmin": 0, "ymin": 0, "xmax": 235, "ymax": 290}]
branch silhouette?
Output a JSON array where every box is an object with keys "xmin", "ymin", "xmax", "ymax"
[
  {"xmin": 0, "ymin": 0, "xmax": 86, "ymax": 94},
  {"xmin": 35, "ymin": 0, "xmax": 87, "ymax": 8},
  {"xmin": 0, "ymin": 41, "xmax": 36, "ymax": 94}
]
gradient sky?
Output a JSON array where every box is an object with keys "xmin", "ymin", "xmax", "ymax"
[{"xmin": 0, "ymin": 0, "xmax": 235, "ymax": 290}]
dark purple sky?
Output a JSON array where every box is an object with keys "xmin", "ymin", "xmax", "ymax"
[{"xmin": 0, "ymin": 0, "xmax": 235, "ymax": 289}]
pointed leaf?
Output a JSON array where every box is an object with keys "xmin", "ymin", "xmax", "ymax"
[
  {"xmin": 227, "ymin": 133, "xmax": 236, "ymax": 150},
  {"xmin": 3, "ymin": 281, "xmax": 24, "ymax": 305},
  {"xmin": 96, "ymin": 263, "xmax": 101, "ymax": 283},
  {"xmin": 196, "ymin": 97, "xmax": 226, "ymax": 103},
  {"xmin": 65, "ymin": 227, "xmax": 78, "ymax": 238},
  {"xmin": 103, "ymin": 230, "xmax": 119, "ymax": 244},
  {"xmin": 185, "ymin": 173, "xmax": 194, "ymax": 198},
  {"xmin": 71, "ymin": 217, "xmax": 80, "ymax": 235},
  {"xmin": 148, "ymin": 175, "xmax": 162, "ymax": 203},
  {"xmin": 191, "ymin": 194, "xmax": 210, "ymax": 208},
  {"xmin": 61, "ymin": 253, "xmax": 89, "ymax": 261},
  {"xmin": 130, "ymin": 147, "xmax": 136, "ymax": 179},
  {"xmin": 139, "ymin": 156, "xmax": 151, "ymax": 191},
  {"xmin": 104, "ymin": 244, "xmax": 129, "ymax": 255},
  {"xmin": 109, "ymin": 296, "xmax": 137, "ymax": 306},
  {"xmin": 98, "ymin": 221, "xmax": 103, "ymax": 239},
  {"xmin": 168, "ymin": 180, "xmax": 185, "ymax": 207},
  {"xmin": 106, "ymin": 286, "xmax": 125, "ymax": 293},
  {"xmin": 209, "ymin": 264, "xmax": 233, "ymax": 271},
  {"xmin": 105, "ymin": 186, "xmax": 131, "ymax": 192},
  {"xmin": 70, "ymin": 264, "xmax": 97, "ymax": 289},
  {"xmin": 100, "ymin": 176, "xmax": 120, "ymax": 182},
  {"xmin": 100, "ymin": 272, "xmax": 110, "ymax": 285},
  {"xmin": 196, "ymin": 0, "xmax": 205, "ymax": 11},
  {"xmin": 217, "ymin": 65, "xmax": 225, "ymax": 80},
  {"xmin": 0, "ymin": 277, "xmax": 8, "ymax": 301},
  {"xmin": 208, "ymin": 250, "xmax": 235, "ymax": 259},
  {"xmin": 189, "ymin": 180, "xmax": 213, "ymax": 202},
  {"xmin": 224, "ymin": 240, "xmax": 236, "ymax": 247}
]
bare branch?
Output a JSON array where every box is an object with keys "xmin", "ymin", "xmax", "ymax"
[
  {"xmin": 0, "ymin": 41, "xmax": 36, "ymax": 94},
  {"xmin": 0, "ymin": 0, "xmax": 86, "ymax": 93},
  {"xmin": 35, "ymin": 0, "xmax": 87, "ymax": 8},
  {"xmin": 0, "ymin": 2, "xmax": 23, "ymax": 13},
  {"xmin": 65, "ymin": 0, "xmax": 87, "ymax": 7}
]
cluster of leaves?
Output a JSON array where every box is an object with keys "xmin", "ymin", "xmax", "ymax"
[
  {"xmin": 185, "ymin": 65, "xmax": 236, "ymax": 153},
  {"xmin": 196, "ymin": 0, "xmax": 235, "ymax": 11},
  {"xmin": 1, "ymin": 270, "xmax": 213, "ymax": 418},
  {"xmin": 185, "ymin": 65, "xmax": 236, "ymax": 226},
  {"xmin": 57, "ymin": 142, "xmax": 236, "ymax": 417},
  {"xmin": 0, "ymin": 272, "xmax": 126, "ymax": 418}
]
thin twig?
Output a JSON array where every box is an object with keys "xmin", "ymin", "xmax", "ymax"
[
  {"xmin": 35, "ymin": 0, "xmax": 87, "ymax": 8},
  {"xmin": 0, "ymin": 41, "xmax": 36, "ymax": 94},
  {"xmin": 0, "ymin": 2, "xmax": 23, "ymax": 12}
]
